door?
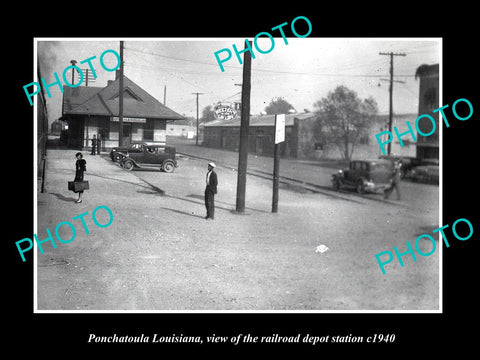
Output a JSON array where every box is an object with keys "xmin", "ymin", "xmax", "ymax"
[{"xmin": 122, "ymin": 124, "xmax": 132, "ymax": 146}]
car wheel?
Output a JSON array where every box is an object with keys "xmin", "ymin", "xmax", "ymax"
[
  {"xmin": 113, "ymin": 153, "xmax": 123, "ymax": 162},
  {"xmin": 123, "ymin": 159, "xmax": 134, "ymax": 171},
  {"xmin": 162, "ymin": 161, "xmax": 175, "ymax": 173},
  {"xmin": 356, "ymin": 179, "xmax": 365, "ymax": 194}
]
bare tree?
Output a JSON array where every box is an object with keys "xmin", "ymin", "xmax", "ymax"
[{"xmin": 314, "ymin": 85, "xmax": 378, "ymax": 160}]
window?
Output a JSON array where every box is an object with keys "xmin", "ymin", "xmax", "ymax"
[
  {"xmin": 144, "ymin": 119, "xmax": 154, "ymax": 141},
  {"xmin": 98, "ymin": 117, "xmax": 110, "ymax": 140}
]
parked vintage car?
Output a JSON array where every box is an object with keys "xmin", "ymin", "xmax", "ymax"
[
  {"xmin": 332, "ymin": 159, "xmax": 394, "ymax": 194},
  {"xmin": 379, "ymin": 155, "xmax": 439, "ymax": 179},
  {"xmin": 120, "ymin": 144, "xmax": 178, "ymax": 173},
  {"xmin": 378, "ymin": 155, "xmax": 421, "ymax": 178},
  {"xmin": 409, "ymin": 164, "xmax": 439, "ymax": 184},
  {"xmin": 109, "ymin": 142, "xmax": 150, "ymax": 162}
]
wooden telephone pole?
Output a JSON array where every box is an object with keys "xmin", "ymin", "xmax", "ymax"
[
  {"xmin": 379, "ymin": 52, "xmax": 406, "ymax": 155},
  {"xmin": 235, "ymin": 41, "xmax": 252, "ymax": 213},
  {"xmin": 192, "ymin": 92, "xmax": 203, "ymax": 145},
  {"xmin": 118, "ymin": 41, "xmax": 125, "ymax": 146}
]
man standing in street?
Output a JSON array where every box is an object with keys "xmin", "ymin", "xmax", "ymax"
[
  {"xmin": 91, "ymin": 134, "xmax": 97, "ymax": 155},
  {"xmin": 97, "ymin": 134, "xmax": 101, "ymax": 155},
  {"xmin": 205, "ymin": 162, "xmax": 218, "ymax": 220},
  {"xmin": 384, "ymin": 160, "xmax": 402, "ymax": 201}
]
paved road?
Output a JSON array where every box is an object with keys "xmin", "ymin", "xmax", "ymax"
[{"xmin": 36, "ymin": 146, "xmax": 439, "ymax": 311}]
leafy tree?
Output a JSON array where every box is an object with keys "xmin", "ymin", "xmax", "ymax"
[
  {"xmin": 313, "ymin": 85, "xmax": 378, "ymax": 160},
  {"xmin": 200, "ymin": 105, "xmax": 216, "ymax": 123},
  {"xmin": 265, "ymin": 97, "xmax": 295, "ymax": 115}
]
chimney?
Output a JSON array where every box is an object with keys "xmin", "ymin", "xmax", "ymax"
[
  {"xmin": 115, "ymin": 69, "xmax": 121, "ymax": 80},
  {"xmin": 107, "ymin": 80, "xmax": 113, "ymax": 86}
]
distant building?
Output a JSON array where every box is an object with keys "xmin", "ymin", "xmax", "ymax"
[
  {"xmin": 50, "ymin": 118, "xmax": 66, "ymax": 135},
  {"xmin": 166, "ymin": 119, "xmax": 197, "ymax": 139},
  {"xmin": 415, "ymin": 64, "xmax": 439, "ymax": 160},
  {"xmin": 203, "ymin": 112, "xmax": 317, "ymax": 158},
  {"xmin": 61, "ymin": 74, "xmax": 184, "ymax": 149},
  {"xmin": 203, "ymin": 112, "xmax": 417, "ymax": 160},
  {"xmin": 353, "ymin": 113, "xmax": 418, "ymax": 160}
]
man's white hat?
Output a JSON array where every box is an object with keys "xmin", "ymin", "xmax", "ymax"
[{"xmin": 208, "ymin": 162, "xmax": 216, "ymax": 168}]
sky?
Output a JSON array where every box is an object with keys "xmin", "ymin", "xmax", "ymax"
[{"xmin": 36, "ymin": 38, "xmax": 440, "ymax": 125}]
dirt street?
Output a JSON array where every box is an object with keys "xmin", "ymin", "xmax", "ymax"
[{"xmin": 36, "ymin": 145, "xmax": 439, "ymax": 311}]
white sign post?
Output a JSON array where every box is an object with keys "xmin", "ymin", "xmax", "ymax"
[
  {"xmin": 274, "ymin": 114, "xmax": 285, "ymax": 144},
  {"xmin": 272, "ymin": 114, "xmax": 286, "ymax": 213}
]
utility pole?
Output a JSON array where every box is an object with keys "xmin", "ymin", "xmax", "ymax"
[
  {"xmin": 119, "ymin": 40, "xmax": 124, "ymax": 146},
  {"xmin": 235, "ymin": 41, "xmax": 252, "ymax": 213},
  {"xmin": 379, "ymin": 52, "xmax": 406, "ymax": 155},
  {"xmin": 164, "ymin": 85, "xmax": 167, "ymax": 106},
  {"xmin": 192, "ymin": 92, "xmax": 203, "ymax": 145}
]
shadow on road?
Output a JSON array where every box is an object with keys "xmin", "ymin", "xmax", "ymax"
[
  {"xmin": 185, "ymin": 194, "xmax": 270, "ymax": 214},
  {"xmin": 160, "ymin": 207, "xmax": 205, "ymax": 219},
  {"xmin": 49, "ymin": 193, "xmax": 77, "ymax": 203},
  {"xmin": 86, "ymin": 172, "xmax": 162, "ymax": 193}
]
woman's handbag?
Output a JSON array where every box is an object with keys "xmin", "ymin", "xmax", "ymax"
[{"xmin": 74, "ymin": 181, "xmax": 89, "ymax": 192}]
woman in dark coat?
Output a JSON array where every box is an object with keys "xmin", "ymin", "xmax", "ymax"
[{"xmin": 74, "ymin": 152, "xmax": 87, "ymax": 203}]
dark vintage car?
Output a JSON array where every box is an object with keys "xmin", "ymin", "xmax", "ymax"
[
  {"xmin": 379, "ymin": 155, "xmax": 422, "ymax": 178},
  {"xmin": 409, "ymin": 164, "xmax": 439, "ymax": 184},
  {"xmin": 120, "ymin": 144, "xmax": 178, "ymax": 173},
  {"xmin": 109, "ymin": 142, "xmax": 150, "ymax": 162},
  {"xmin": 379, "ymin": 155, "xmax": 439, "ymax": 179},
  {"xmin": 332, "ymin": 159, "xmax": 394, "ymax": 194}
]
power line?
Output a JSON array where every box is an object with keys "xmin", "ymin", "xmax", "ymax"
[{"xmin": 125, "ymin": 46, "xmax": 416, "ymax": 78}]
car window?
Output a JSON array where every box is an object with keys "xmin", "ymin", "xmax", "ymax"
[
  {"xmin": 371, "ymin": 162, "xmax": 391, "ymax": 171},
  {"xmin": 146, "ymin": 147, "xmax": 157, "ymax": 154}
]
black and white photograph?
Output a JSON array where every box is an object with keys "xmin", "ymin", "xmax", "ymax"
[
  {"xmin": 6, "ymin": 8, "xmax": 478, "ymax": 354},
  {"xmin": 33, "ymin": 37, "xmax": 441, "ymax": 312}
]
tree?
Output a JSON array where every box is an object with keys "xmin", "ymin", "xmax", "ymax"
[
  {"xmin": 264, "ymin": 97, "xmax": 295, "ymax": 115},
  {"xmin": 200, "ymin": 105, "xmax": 216, "ymax": 123},
  {"xmin": 313, "ymin": 85, "xmax": 378, "ymax": 161}
]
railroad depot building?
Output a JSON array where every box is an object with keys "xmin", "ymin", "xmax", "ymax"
[{"xmin": 61, "ymin": 75, "xmax": 184, "ymax": 149}]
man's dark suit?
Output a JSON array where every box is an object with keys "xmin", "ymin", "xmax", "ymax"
[{"xmin": 205, "ymin": 170, "xmax": 217, "ymax": 219}]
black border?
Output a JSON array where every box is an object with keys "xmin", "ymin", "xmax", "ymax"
[{"xmin": 6, "ymin": 6, "xmax": 478, "ymax": 354}]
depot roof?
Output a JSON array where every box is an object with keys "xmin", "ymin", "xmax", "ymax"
[{"xmin": 62, "ymin": 76, "xmax": 184, "ymax": 120}]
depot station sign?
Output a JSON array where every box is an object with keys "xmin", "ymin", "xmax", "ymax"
[{"xmin": 111, "ymin": 116, "xmax": 146, "ymax": 123}]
